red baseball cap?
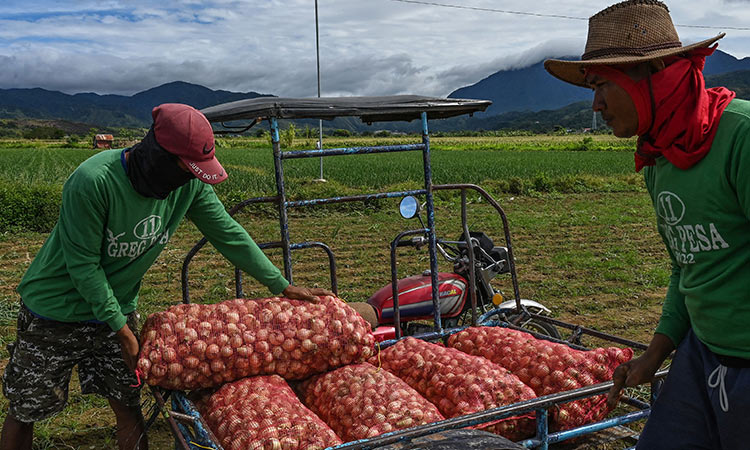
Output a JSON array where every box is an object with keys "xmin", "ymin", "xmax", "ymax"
[{"xmin": 152, "ymin": 103, "xmax": 228, "ymax": 184}]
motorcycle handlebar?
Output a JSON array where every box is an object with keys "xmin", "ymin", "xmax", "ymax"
[
  {"xmin": 395, "ymin": 236, "xmax": 428, "ymax": 248},
  {"xmin": 394, "ymin": 237, "xmax": 459, "ymax": 262}
]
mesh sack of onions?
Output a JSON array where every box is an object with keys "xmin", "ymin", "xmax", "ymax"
[
  {"xmin": 296, "ymin": 362, "xmax": 445, "ymax": 442},
  {"xmin": 195, "ymin": 375, "xmax": 342, "ymax": 450},
  {"xmin": 447, "ymin": 326, "xmax": 634, "ymax": 430},
  {"xmin": 370, "ymin": 337, "xmax": 536, "ymax": 441},
  {"xmin": 137, "ymin": 295, "xmax": 376, "ymax": 389}
]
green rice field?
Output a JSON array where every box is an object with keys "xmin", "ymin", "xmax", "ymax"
[{"xmin": 0, "ymin": 134, "xmax": 639, "ymax": 193}]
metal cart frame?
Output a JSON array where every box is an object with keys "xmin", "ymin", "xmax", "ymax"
[{"xmin": 148, "ymin": 95, "xmax": 665, "ymax": 450}]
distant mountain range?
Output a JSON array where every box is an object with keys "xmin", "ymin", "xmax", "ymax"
[
  {"xmin": 448, "ymin": 49, "xmax": 750, "ymax": 117},
  {"xmin": 0, "ymin": 82, "xmax": 272, "ymax": 128},
  {"xmin": 1, "ymin": 50, "xmax": 749, "ymax": 133}
]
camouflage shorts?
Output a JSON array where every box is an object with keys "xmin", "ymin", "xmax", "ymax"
[{"xmin": 2, "ymin": 303, "xmax": 141, "ymax": 423}]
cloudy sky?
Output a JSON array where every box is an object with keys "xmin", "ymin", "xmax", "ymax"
[{"xmin": 0, "ymin": 0, "xmax": 748, "ymax": 98}]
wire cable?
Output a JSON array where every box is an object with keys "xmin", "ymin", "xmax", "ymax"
[
  {"xmin": 389, "ymin": 0, "xmax": 750, "ymax": 31},
  {"xmin": 391, "ymin": 0, "xmax": 587, "ymax": 20}
]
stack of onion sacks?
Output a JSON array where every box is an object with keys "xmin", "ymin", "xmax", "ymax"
[
  {"xmin": 297, "ymin": 362, "xmax": 445, "ymax": 442},
  {"xmin": 447, "ymin": 327, "xmax": 633, "ymax": 430},
  {"xmin": 371, "ymin": 337, "xmax": 536, "ymax": 440},
  {"xmin": 137, "ymin": 296, "xmax": 376, "ymax": 389},
  {"xmin": 194, "ymin": 375, "xmax": 341, "ymax": 450}
]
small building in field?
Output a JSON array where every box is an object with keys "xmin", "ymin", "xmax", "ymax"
[{"xmin": 93, "ymin": 134, "xmax": 114, "ymax": 149}]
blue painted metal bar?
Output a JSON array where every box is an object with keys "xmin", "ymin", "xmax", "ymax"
[
  {"xmin": 535, "ymin": 409, "xmax": 549, "ymax": 450},
  {"xmin": 377, "ymin": 326, "xmax": 470, "ymax": 349},
  {"xmin": 621, "ymin": 396, "xmax": 651, "ymax": 410},
  {"xmin": 181, "ymin": 195, "xmax": 277, "ymax": 303},
  {"xmin": 172, "ymin": 392, "xmax": 223, "ymax": 449},
  {"xmin": 329, "ymin": 384, "xmax": 607, "ymax": 449},
  {"xmin": 651, "ymin": 378, "xmax": 663, "ymax": 404},
  {"xmin": 271, "ymin": 118, "xmax": 293, "ymax": 282},
  {"xmin": 234, "ymin": 266, "xmax": 243, "ymax": 298},
  {"xmin": 479, "ymin": 308, "xmax": 648, "ymax": 350},
  {"xmin": 281, "ymin": 143, "xmax": 425, "ymax": 159},
  {"xmin": 545, "ymin": 409, "xmax": 649, "ymax": 445},
  {"xmin": 192, "ymin": 239, "xmax": 338, "ymax": 300},
  {"xmin": 249, "ymin": 241, "xmax": 339, "ymax": 296},
  {"xmin": 287, "ymin": 189, "xmax": 427, "ymax": 208},
  {"xmin": 390, "ymin": 229, "xmax": 430, "ymax": 340},
  {"xmin": 478, "ymin": 319, "xmax": 591, "ymax": 351},
  {"xmin": 421, "ymin": 112, "xmax": 442, "ymax": 332},
  {"xmin": 460, "ymin": 189, "xmax": 478, "ymax": 326},
  {"xmin": 433, "ymin": 184, "xmax": 523, "ymax": 310},
  {"xmin": 290, "ymin": 241, "xmax": 339, "ymax": 295}
]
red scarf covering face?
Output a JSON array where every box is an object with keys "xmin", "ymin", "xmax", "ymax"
[{"xmin": 587, "ymin": 47, "xmax": 736, "ymax": 172}]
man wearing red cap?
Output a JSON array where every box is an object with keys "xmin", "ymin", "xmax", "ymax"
[
  {"xmin": 0, "ymin": 103, "xmax": 328, "ymax": 449},
  {"xmin": 545, "ymin": 1, "xmax": 749, "ymax": 448}
]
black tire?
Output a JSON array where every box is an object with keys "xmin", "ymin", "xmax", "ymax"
[
  {"xmin": 443, "ymin": 303, "xmax": 493, "ymax": 328},
  {"xmin": 507, "ymin": 314, "xmax": 562, "ymax": 339}
]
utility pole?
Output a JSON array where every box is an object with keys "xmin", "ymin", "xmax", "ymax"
[
  {"xmin": 314, "ymin": 0, "xmax": 326, "ymax": 182},
  {"xmin": 592, "ymin": 111, "xmax": 597, "ymax": 130}
]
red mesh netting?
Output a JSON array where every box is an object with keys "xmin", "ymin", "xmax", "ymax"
[
  {"xmin": 296, "ymin": 362, "xmax": 445, "ymax": 442},
  {"xmin": 369, "ymin": 337, "xmax": 536, "ymax": 441},
  {"xmin": 447, "ymin": 326, "xmax": 634, "ymax": 430},
  {"xmin": 137, "ymin": 296, "xmax": 376, "ymax": 389},
  {"xmin": 195, "ymin": 375, "xmax": 342, "ymax": 450}
]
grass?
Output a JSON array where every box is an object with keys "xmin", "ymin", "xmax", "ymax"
[
  {"xmin": 0, "ymin": 136, "xmax": 637, "ymax": 193},
  {"xmin": 0, "ymin": 138, "xmax": 666, "ymax": 449}
]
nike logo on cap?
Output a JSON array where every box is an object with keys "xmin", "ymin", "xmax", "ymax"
[{"xmin": 202, "ymin": 143, "xmax": 214, "ymax": 155}]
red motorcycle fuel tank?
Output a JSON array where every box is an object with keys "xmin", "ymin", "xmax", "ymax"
[{"xmin": 367, "ymin": 272, "xmax": 468, "ymax": 323}]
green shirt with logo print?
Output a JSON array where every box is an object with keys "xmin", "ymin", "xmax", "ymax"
[
  {"xmin": 17, "ymin": 149, "xmax": 289, "ymax": 332},
  {"xmin": 644, "ymin": 98, "xmax": 750, "ymax": 359}
]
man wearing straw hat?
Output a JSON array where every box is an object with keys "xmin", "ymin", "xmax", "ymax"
[{"xmin": 545, "ymin": 0, "xmax": 749, "ymax": 447}]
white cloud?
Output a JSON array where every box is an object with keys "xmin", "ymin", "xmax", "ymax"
[{"xmin": 0, "ymin": 0, "xmax": 748, "ymax": 97}]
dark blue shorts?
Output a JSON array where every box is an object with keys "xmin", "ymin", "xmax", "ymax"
[{"xmin": 637, "ymin": 330, "xmax": 750, "ymax": 449}]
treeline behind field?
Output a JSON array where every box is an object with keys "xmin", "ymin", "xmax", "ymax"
[{"xmin": 0, "ymin": 136, "xmax": 642, "ymax": 233}]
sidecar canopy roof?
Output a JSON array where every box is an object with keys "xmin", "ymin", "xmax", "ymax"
[{"xmin": 200, "ymin": 95, "xmax": 491, "ymax": 124}]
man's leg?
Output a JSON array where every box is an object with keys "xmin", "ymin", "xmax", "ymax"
[
  {"xmin": 0, "ymin": 415, "xmax": 33, "ymax": 450},
  {"xmin": 80, "ymin": 312, "xmax": 146, "ymax": 449},
  {"xmin": 2, "ymin": 303, "xmax": 79, "ymax": 450},
  {"xmin": 109, "ymin": 398, "xmax": 148, "ymax": 450}
]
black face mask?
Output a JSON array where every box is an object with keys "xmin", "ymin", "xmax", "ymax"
[{"xmin": 126, "ymin": 127, "xmax": 195, "ymax": 199}]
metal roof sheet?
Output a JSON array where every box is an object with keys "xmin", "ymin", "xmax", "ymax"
[{"xmin": 200, "ymin": 95, "xmax": 491, "ymax": 124}]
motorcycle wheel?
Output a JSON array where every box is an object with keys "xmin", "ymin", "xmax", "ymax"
[
  {"xmin": 442, "ymin": 302, "xmax": 493, "ymax": 329},
  {"xmin": 506, "ymin": 314, "xmax": 562, "ymax": 340}
]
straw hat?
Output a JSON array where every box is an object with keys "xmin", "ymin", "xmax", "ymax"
[{"xmin": 544, "ymin": 0, "xmax": 724, "ymax": 87}]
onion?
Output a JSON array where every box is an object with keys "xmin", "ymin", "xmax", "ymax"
[
  {"xmin": 205, "ymin": 344, "xmax": 221, "ymax": 360},
  {"xmin": 184, "ymin": 356, "xmax": 200, "ymax": 369}
]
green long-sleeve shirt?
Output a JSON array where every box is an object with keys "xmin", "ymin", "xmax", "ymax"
[
  {"xmin": 18, "ymin": 149, "xmax": 289, "ymax": 331},
  {"xmin": 644, "ymin": 98, "xmax": 750, "ymax": 359}
]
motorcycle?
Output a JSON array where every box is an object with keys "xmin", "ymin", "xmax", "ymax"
[{"xmin": 366, "ymin": 196, "xmax": 560, "ymax": 341}]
